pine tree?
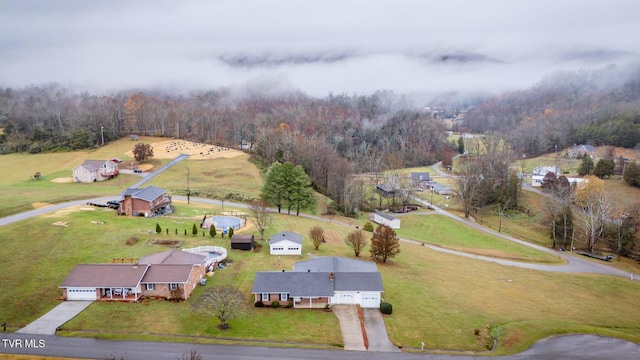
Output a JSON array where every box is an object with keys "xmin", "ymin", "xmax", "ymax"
[
  {"xmin": 192, "ymin": 224, "xmax": 198, "ymax": 236},
  {"xmin": 209, "ymin": 225, "xmax": 217, "ymax": 238}
]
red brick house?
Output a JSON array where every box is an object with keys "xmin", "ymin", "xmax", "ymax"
[
  {"xmin": 118, "ymin": 186, "xmax": 173, "ymax": 217},
  {"xmin": 60, "ymin": 250, "xmax": 206, "ymax": 302}
]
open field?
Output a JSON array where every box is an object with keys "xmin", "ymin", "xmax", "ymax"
[{"xmin": 1, "ymin": 202, "xmax": 639, "ymax": 353}]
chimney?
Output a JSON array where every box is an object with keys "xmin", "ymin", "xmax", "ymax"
[
  {"xmin": 329, "ymin": 272, "xmax": 334, "ymax": 281},
  {"xmin": 282, "ymin": 269, "xmax": 285, "ymax": 272},
  {"xmin": 307, "ymin": 269, "xmax": 310, "ymax": 272}
]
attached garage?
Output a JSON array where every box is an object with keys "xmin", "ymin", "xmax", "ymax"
[
  {"xmin": 359, "ymin": 292, "xmax": 381, "ymax": 308},
  {"xmin": 337, "ymin": 292, "xmax": 356, "ymax": 304},
  {"xmin": 65, "ymin": 288, "xmax": 97, "ymax": 301}
]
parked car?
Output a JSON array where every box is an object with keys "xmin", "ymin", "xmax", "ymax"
[{"xmin": 133, "ymin": 168, "xmax": 142, "ymax": 173}]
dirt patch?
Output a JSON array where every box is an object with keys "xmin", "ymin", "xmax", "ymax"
[
  {"xmin": 148, "ymin": 239, "xmax": 184, "ymax": 247},
  {"xmin": 125, "ymin": 139, "xmax": 245, "ymax": 160},
  {"xmin": 52, "ymin": 221, "xmax": 69, "ymax": 227},
  {"xmin": 32, "ymin": 202, "xmax": 51, "ymax": 209},
  {"xmin": 51, "ymin": 177, "xmax": 74, "ymax": 183}
]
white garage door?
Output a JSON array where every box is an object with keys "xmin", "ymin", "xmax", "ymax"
[
  {"xmin": 360, "ymin": 293, "xmax": 380, "ymax": 308},
  {"xmin": 339, "ymin": 293, "xmax": 355, "ymax": 304},
  {"xmin": 66, "ymin": 288, "xmax": 97, "ymax": 300}
]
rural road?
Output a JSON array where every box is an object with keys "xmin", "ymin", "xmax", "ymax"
[{"xmin": 1, "ymin": 332, "xmax": 639, "ymax": 360}]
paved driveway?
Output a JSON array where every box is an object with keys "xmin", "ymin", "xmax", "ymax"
[
  {"xmin": 332, "ymin": 305, "xmax": 366, "ymax": 351},
  {"xmin": 16, "ymin": 301, "xmax": 93, "ymax": 335},
  {"xmin": 362, "ymin": 308, "xmax": 400, "ymax": 352}
]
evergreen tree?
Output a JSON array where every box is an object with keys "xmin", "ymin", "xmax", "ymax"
[
  {"xmin": 578, "ymin": 156, "xmax": 594, "ymax": 176},
  {"xmin": 228, "ymin": 227, "xmax": 234, "ymax": 239},
  {"xmin": 457, "ymin": 136, "xmax": 465, "ymax": 154},
  {"xmin": 192, "ymin": 224, "xmax": 198, "ymax": 236},
  {"xmin": 209, "ymin": 225, "xmax": 217, "ymax": 238},
  {"xmin": 623, "ymin": 161, "xmax": 640, "ymax": 187},
  {"xmin": 593, "ymin": 158, "xmax": 615, "ymax": 178},
  {"xmin": 261, "ymin": 161, "xmax": 316, "ymax": 215},
  {"xmin": 155, "ymin": 223, "xmax": 161, "ymax": 234}
]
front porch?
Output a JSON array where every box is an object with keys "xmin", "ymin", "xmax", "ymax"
[
  {"xmin": 99, "ymin": 287, "xmax": 141, "ymax": 302},
  {"xmin": 294, "ymin": 297, "xmax": 330, "ymax": 309}
]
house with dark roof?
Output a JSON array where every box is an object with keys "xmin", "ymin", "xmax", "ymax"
[
  {"xmin": 411, "ymin": 172, "xmax": 431, "ymax": 188},
  {"xmin": 373, "ymin": 211, "xmax": 400, "ymax": 229},
  {"xmin": 118, "ymin": 185, "xmax": 173, "ymax": 217},
  {"xmin": 60, "ymin": 249, "xmax": 206, "ymax": 301},
  {"xmin": 568, "ymin": 144, "xmax": 596, "ymax": 159},
  {"xmin": 251, "ymin": 256, "xmax": 384, "ymax": 308},
  {"xmin": 425, "ymin": 181, "xmax": 453, "ymax": 195},
  {"xmin": 72, "ymin": 159, "xmax": 119, "ymax": 183},
  {"xmin": 269, "ymin": 231, "xmax": 303, "ymax": 255}
]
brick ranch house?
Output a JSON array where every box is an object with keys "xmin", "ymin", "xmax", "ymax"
[
  {"xmin": 72, "ymin": 159, "xmax": 119, "ymax": 183},
  {"xmin": 252, "ymin": 256, "xmax": 384, "ymax": 309},
  {"xmin": 60, "ymin": 250, "xmax": 206, "ymax": 301},
  {"xmin": 118, "ymin": 185, "xmax": 173, "ymax": 217}
]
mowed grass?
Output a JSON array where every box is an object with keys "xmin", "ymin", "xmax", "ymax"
[
  {"xmin": 382, "ymin": 241, "xmax": 640, "ymax": 353},
  {"xmin": 394, "ymin": 214, "xmax": 562, "ymax": 263}
]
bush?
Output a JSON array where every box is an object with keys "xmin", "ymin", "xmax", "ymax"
[
  {"xmin": 363, "ymin": 221, "xmax": 374, "ymax": 232},
  {"xmin": 125, "ymin": 236, "xmax": 139, "ymax": 246},
  {"xmin": 380, "ymin": 301, "xmax": 392, "ymax": 314},
  {"xmin": 254, "ymin": 301, "xmax": 264, "ymax": 308},
  {"xmin": 155, "ymin": 223, "xmax": 161, "ymax": 234},
  {"xmin": 271, "ymin": 300, "xmax": 280, "ymax": 308}
]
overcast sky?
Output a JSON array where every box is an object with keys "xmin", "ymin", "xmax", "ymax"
[{"xmin": 1, "ymin": 0, "xmax": 639, "ymax": 100}]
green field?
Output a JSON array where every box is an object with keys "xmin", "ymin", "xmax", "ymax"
[{"xmin": 1, "ymin": 138, "xmax": 640, "ymax": 354}]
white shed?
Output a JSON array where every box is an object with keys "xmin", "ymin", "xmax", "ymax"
[
  {"xmin": 373, "ymin": 211, "xmax": 400, "ymax": 229},
  {"xmin": 270, "ymin": 231, "xmax": 303, "ymax": 256}
]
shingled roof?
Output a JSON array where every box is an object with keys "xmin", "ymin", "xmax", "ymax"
[
  {"xmin": 122, "ymin": 185, "xmax": 167, "ymax": 202},
  {"xmin": 270, "ymin": 231, "xmax": 303, "ymax": 245},
  {"xmin": 138, "ymin": 249, "xmax": 206, "ymax": 265},
  {"xmin": 60, "ymin": 264, "xmax": 149, "ymax": 288}
]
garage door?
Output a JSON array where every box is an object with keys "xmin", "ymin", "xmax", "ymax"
[
  {"xmin": 360, "ymin": 293, "xmax": 380, "ymax": 308},
  {"xmin": 339, "ymin": 293, "xmax": 355, "ymax": 304},
  {"xmin": 66, "ymin": 288, "xmax": 97, "ymax": 300}
]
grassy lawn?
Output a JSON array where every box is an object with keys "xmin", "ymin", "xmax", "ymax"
[{"xmin": 394, "ymin": 214, "xmax": 562, "ymax": 263}]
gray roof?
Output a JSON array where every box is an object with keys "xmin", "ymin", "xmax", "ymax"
[
  {"xmin": 251, "ymin": 271, "xmax": 383, "ymax": 295},
  {"xmin": 60, "ymin": 264, "xmax": 150, "ymax": 288},
  {"xmin": 411, "ymin": 172, "xmax": 431, "ymax": 182},
  {"xmin": 425, "ymin": 181, "xmax": 452, "ymax": 190},
  {"xmin": 122, "ymin": 185, "xmax": 166, "ymax": 202},
  {"xmin": 140, "ymin": 264, "xmax": 195, "ymax": 283},
  {"xmin": 138, "ymin": 249, "xmax": 206, "ymax": 265},
  {"xmin": 270, "ymin": 231, "xmax": 303, "ymax": 245},
  {"xmin": 231, "ymin": 234, "xmax": 254, "ymax": 244},
  {"xmin": 78, "ymin": 159, "xmax": 114, "ymax": 171},
  {"xmin": 294, "ymin": 256, "xmax": 378, "ymax": 273},
  {"xmin": 375, "ymin": 211, "xmax": 397, "ymax": 221},
  {"xmin": 376, "ymin": 182, "xmax": 400, "ymax": 193}
]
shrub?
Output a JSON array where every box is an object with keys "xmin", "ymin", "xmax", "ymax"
[
  {"xmin": 287, "ymin": 299, "xmax": 294, "ymax": 308},
  {"xmin": 254, "ymin": 301, "xmax": 264, "ymax": 308},
  {"xmin": 363, "ymin": 221, "xmax": 374, "ymax": 232},
  {"xmin": 155, "ymin": 223, "xmax": 161, "ymax": 234},
  {"xmin": 270, "ymin": 300, "xmax": 280, "ymax": 308},
  {"xmin": 125, "ymin": 236, "xmax": 139, "ymax": 246},
  {"xmin": 228, "ymin": 227, "xmax": 234, "ymax": 238},
  {"xmin": 380, "ymin": 301, "xmax": 392, "ymax": 314}
]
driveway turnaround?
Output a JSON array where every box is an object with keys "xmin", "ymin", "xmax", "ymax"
[
  {"xmin": 331, "ymin": 305, "xmax": 366, "ymax": 351},
  {"xmin": 16, "ymin": 301, "xmax": 93, "ymax": 335},
  {"xmin": 362, "ymin": 308, "xmax": 400, "ymax": 352}
]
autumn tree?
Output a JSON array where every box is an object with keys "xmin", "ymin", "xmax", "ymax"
[
  {"xmin": 249, "ymin": 199, "xmax": 271, "ymax": 240},
  {"xmin": 369, "ymin": 224, "xmax": 400, "ymax": 263},
  {"xmin": 192, "ymin": 286, "xmax": 245, "ymax": 330},
  {"xmin": 575, "ymin": 175, "xmax": 613, "ymax": 252},
  {"xmin": 132, "ymin": 142, "xmax": 154, "ymax": 162},
  {"xmin": 345, "ymin": 229, "xmax": 369, "ymax": 257},
  {"xmin": 309, "ymin": 226, "xmax": 324, "ymax": 250}
]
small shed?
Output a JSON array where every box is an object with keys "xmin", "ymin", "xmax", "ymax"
[
  {"xmin": 231, "ymin": 234, "xmax": 255, "ymax": 251},
  {"xmin": 373, "ymin": 211, "xmax": 401, "ymax": 229}
]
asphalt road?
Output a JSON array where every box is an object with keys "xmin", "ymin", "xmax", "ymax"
[{"xmin": 2, "ymin": 333, "xmax": 639, "ymax": 360}]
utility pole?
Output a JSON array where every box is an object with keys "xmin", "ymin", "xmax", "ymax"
[
  {"xmin": 101, "ymin": 126, "xmax": 104, "ymax": 146},
  {"xmin": 187, "ymin": 167, "xmax": 191, "ymax": 204}
]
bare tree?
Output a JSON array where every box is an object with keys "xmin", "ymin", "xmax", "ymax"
[
  {"xmin": 192, "ymin": 286, "xmax": 245, "ymax": 330},
  {"xmin": 454, "ymin": 158, "xmax": 484, "ymax": 218},
  {"xmin": 576, "ymin": 176, "xmax": 614, "ymax": 252},
  {"xmin": 249, "ymin": 199, "xmax": 271, "ymax": 241},
  {"xmin": 309, "ymin": 226, "xmax": 324, "ymax": 250},
  {"xmin": 345, "ymin": 229, "xmax": 369, "ymax": 257}
]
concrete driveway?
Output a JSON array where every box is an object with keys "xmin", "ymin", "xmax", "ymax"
[
  {"xmin": 362, "ymin": 308, "xmax": 400, "ymax": 352},
  {"xmin": 16, "ymin": 301, "xmax": 93, "ymax": 335},
  {"xmin": 332, "ymin": 305, "xmax": 399, "ymax": 352}
]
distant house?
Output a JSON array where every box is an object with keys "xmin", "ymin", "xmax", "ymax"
[
  {"xmin": 72, "ymin": 160, "xmax": 119, "ymax": 183},
  {"xmin": 411, "ymin": 172, "xmax": 431, "ymax": 188},
  {"xmin": 60, "ymin": 249, "xmax": 207, "ymax": 302},
  {"xmin": 375, "ymin": 182, "xmax": 401, "ymax": 197},
  {"xmin": 252, "ymin": 256, "xmax": 384, "ymax": 308},
  {"xmin": 270, "ymin": 231, "xmax": 303, "ymax": 256},
  {"xmin": 373, "ymin": 211, "xmax": 400, "ymax": 229},
  {"xmin": 231, "ymin": 234, "xmax": 255, "ymax": 251},
  {"xmin": 118, "ymin": 186, "xmax": 173, "ymax": 217},
  {"xmin": 533, "ymin": 166, "xmax": 560, "ymax": 176},
  {"xmin": 425, "ymin": 181, "xmax": 453, "ymax": 195},
  {"xmin": 568, "ymin": 145, "xmax": 596, "ymax": 158}
]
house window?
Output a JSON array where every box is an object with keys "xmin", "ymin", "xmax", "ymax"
[
  {"xmin": 288, "ymin": 247, "xmax": 298, "ymax": 251},
  {"xmin": 280, "ymin": 292, "xmax": 289, "ymax": 301},
  {"xmin": 169, "ymin": 283, "xmax": 178, "ymax": 290},
  {"xmin": 146, "ymin": 283, "xmax": 155, "ymax": 291},
  {"xmin": 261, "ymin": 293, "xmax": 269, "ymax": 301}
]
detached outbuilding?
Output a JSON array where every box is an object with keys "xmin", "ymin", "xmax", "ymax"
[
  {"xmin": 269, "ymin": 231, "xmax": 303, "ymax": 255},
  {"xmin": 231, "ymin": 234, "xmax": 255, "ymax": 251},
  {"xmin": 373, "ymin": 211, "xmax": 400, "ymax": 229}
]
